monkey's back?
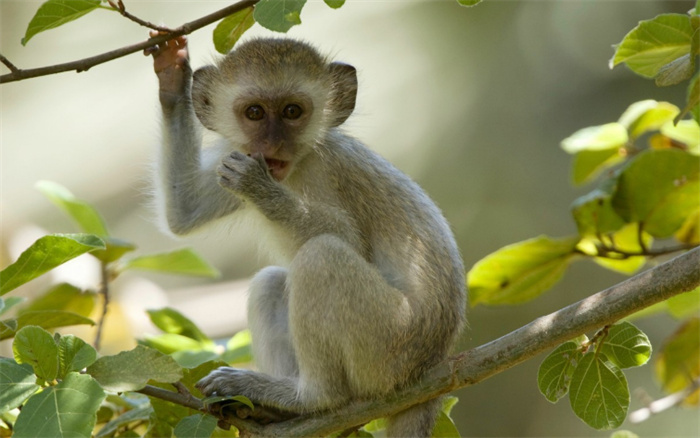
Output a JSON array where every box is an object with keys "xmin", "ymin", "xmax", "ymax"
[{"xmin": 309, "ymin": 130, "xmax": 466, "ymax": 379}]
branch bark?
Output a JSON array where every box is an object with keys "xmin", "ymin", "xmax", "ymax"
[
  {"xmin": 246, "ymin": 247, "xmax": 700, "ymax": 437},
  {"xmin": 0, "ymin": 0, "xmax": 259, "ymax": 84}
]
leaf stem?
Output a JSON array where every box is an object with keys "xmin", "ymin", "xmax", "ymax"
[
  {"xmin": 94, "ymin": 262, "xmax": 110, "ymax": 351},
  {"xmin": 0, "ymin": 53, "xmax": 19, "ymax": 72}
]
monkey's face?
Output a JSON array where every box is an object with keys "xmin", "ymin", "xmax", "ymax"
[{"xmin": 232, "ymin": 92, "xmax": 316, "ymax": 181}]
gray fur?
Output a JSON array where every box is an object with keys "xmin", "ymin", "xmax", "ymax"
[{"xmin": 154, "ymin": 38, "xmax": 466, "ymax": 437}]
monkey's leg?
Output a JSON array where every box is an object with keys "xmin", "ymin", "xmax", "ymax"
[
  {"xmin": 287, "ymin": 234, "xmax": 413, "ymax": 408},
  {"xmin": 247, "ymin": 266, "xmax": 299, "ymax": 379}
]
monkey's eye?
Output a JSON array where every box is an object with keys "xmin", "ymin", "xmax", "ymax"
[
  {"xmin": 282, "ymin": 104, "xmax": 303, "ymax": 120},
  {"xmin": 245, "ymin": 105, "xmax": 265, "ymax": 121}
]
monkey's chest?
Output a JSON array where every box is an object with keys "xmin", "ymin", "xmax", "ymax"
[{"xmin": 231, "ymin": 205, "xmax": 296, "ymax": 265}]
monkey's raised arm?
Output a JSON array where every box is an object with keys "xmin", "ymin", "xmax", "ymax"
[{"xmin": 150, "ymin": 36, "xmax": 241, "ymax": 235}]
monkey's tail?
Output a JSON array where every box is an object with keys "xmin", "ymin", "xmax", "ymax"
[{"xmin": 386, "ymin": 398, "xmax": 442, "ymax": 438}]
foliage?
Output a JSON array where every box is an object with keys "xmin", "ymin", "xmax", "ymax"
[
  {"xmin": 468, "ymin": 4, "xmax": 700, "ymax": 430},
  {"xmin": 2, "ymin": 0, "xmax": 699, "ymax": 436}
]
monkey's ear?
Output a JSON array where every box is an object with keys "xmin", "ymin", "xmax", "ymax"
[
  {"xmin": 327, "ymin": 62, "xmax": 357, "ymax": 127},
  {"xmin": 192, "ymin": 65, "xmax": 217, "ymax": 131}
]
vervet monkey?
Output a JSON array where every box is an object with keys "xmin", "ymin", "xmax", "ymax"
[{"xmin": 148, "ymin": 35, "xmax": 466, "ymax": 437}]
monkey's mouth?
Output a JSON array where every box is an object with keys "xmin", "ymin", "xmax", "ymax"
[{"xmin": 264, "ymin": 158, "xmax": 290, "ymax": 180}]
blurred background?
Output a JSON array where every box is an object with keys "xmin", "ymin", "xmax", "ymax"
[{"xmin": 1, "ymin": 0, "xmax": 697, "ymax": 436}]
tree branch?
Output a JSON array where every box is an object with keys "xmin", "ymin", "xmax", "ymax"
[
  {"xmin": 252, "ymin": 247, "xmax": 700, "ymax": 437},
  {"xmin": 0, "ymin": 0, "xmax": 259, "ymax": 84}
]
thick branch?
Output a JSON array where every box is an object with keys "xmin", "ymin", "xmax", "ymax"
[
  {"xmin": 0, "ymin": 0, "xmax": 259, "ymax": 84},
  {"xmin": 255, "ymin": 247, "xmax": 700, "ymax": 437}
]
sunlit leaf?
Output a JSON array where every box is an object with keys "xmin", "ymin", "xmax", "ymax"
[
  {"xmin": 1, "ymin": 310, "xmax": 94, "ymax": 341},
  {"xmin": 12, "ymin": 372, "xmax": 105, "ymax": 438},
  {"xmin": 468, "ymin": 236, "xmax": 579, "ymax": 306},
  {"xmin": 213, "ymin": 6, "xmax": 255, "ymax": 54},
  {"xmin": 538, "ymin": 337, "xmax": 587, "ymax": 403},
  {"xmin": 655, "ymin": 317, "xmax": 700, "ymax": 404},
  {"xmin": 612, "ymin": 149, "xmax": 700, "ymax": 238},
  {"xmin": 561, "ymin": 123, "xmax": 628, "ymax": 154},
  {"xmin": 21, "ymin": 283, "xmax": 95, "ymax": 317},
  {"xmin": 578, "ymin": 224, "xmax": 652, "ymax": 275},
  {"xmin": 36, "ymin": 180, "xmax": 109, "ymax": 236},
  {"xmin": 571, "ymin": 184, "xmax": 625, "ymax": 236},
  {"xmin": 253, "ymin": 0, "xmax": 307, "ymax": 32},
  {"xmin": 675, "ymin": 208, "xmax": 700, "ymax": 244},
  {"xmin": 569, "ymin": 353, "xmax": 629, "ymax": 430},
  {"xmin": 123, "ymin": 248, "xmax": 219, "ymax": 278},
  {"xmin": 12, "ymin": 326, "xmax": 59, "ymax": 382},
  {"xmin": 617, "ymin": 100, "xmax": 679, "ymax": 139},
  {"xmin": 0, "ymin": 358, "xmax": 40, "ymax": 412},
  {"xmin": 431, "ymin": 411, "xmax": 460, "ymax": 437},
  {"xmin": 86, "ymin": 345, "xmax": 183, "ymax": 392},
  {"xmin": 610, "ymin": 14, "xmax": 693, "ymax": 78},
  {"xmin": 571, "ymin": 149, "xmax": 625, "ymax": 185},
  {"xmin": 599, "ymin": 322, "xmax": 651, "ymax": 369},
  {"xmin": 660, "ymin": 119, "xmax": 700, "ymax": 154},
  {"xmin": 22, "ymin": 0, "xmax": 102, "ymax": 46},
  {"xmin": 90, "ymin": 237, "xmax": 137, "ymax": 264},
  {"xmin": 0, "ymin": 234, "xmax": 105, "ymax": 296},
  {"xmin": 667, "ymin": 287, "xmax": 700, "ymax": 319},
  {"xmin": 147, "ymin": 308, "xmax": 212, "ymax": 345},
  {"xmin": 611, "ymin": 431, "xmax": 639, "ymax": 438}
]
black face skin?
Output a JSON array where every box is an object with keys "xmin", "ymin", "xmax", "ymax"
[{"xmin": 234, "ymin": 94, "xmax": 314, "ymax": 181}]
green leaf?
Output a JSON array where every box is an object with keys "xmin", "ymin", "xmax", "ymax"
[
  {"xmin": 457, "ymin": 0, "xmax": 483, "ymax": 6},
  {"xmin": 91, "ymin": 237, "xmax": 137, "ymax": 264},
  {"xmin": 36, "ymin": 180, "xmax": 109, "ymax": 236},
  {"xmin": 179, "ymin": 360, "xmax": 228, "ymax": 397},
  {"xmin": 22, "ymin": 0, "xmax": 102, "ymax": 46},
  {"xmin": 675, "ymin": 208, "xmax": 700, "ymax": 244},
  {"xmin": 577, "ymin": 224, "xmax": 652, "ymax": 275},
  {"xmin": 617, "ymin": 100, "xmax": 680, "ymax": 139},
  {"xmin": 147, "ymin": 307, "xmax": 212, "ymax": 344},
  {"xmin": 667, "ymin": 287, "xmax": 700, "ymax": 319},
  {"xmin": 684, "ymin": 72, "xmax": 700, "ymax": 125},
  {"xmin": 612, "ymin": 149, "xmax": 700, "ymax": 237},
  {"xmin": 21, "ymin": 283, "xmax": 95, "ymax": 317},
  {"xmin": 96, "ymin": 406, "xmax": 153, "ymax": 438},
  {"xmin": 13, "ymin": 372, "xmax": 106, "ymax": 438},
  {"xmin": 171, "ymin": 350, "xmax": 220, "ymax": 369},
  {"xmin": 0, "ymin": 233, "xmax": 105, "ymax": 296},
  {"xmin": 1, "ymin": 310, "xmax": 94, "ymax": 341},
  {"xmin": 610, "ymin": 431, "xmax": 639, "ymax": 438},
  {"xmin": 222, "ymin": 329, "xmax": 253, "ymax": 364},
  {"xmin": 431, "ymin": 411, "xmax": 460, "ymax": 437},
  {"xmin": 0, "ymin": 358, "xmax": 40, "ymax": 412},
  {"xmin": 655, "ymin": 53, "xmax": 695, "ymax": 86},
  {"xmin": 123, "ymin": 248, "xmax": 219, "ymax": 278},
  {"xmin": 467, "ymin": 236, "xmax": 579, "ymax": 306},
  {"xmin": 141, "ymin": 333, "xmax": 205, "ymax": 355},
  {"xmin": 213, "ymin": 6, "xmax": 255, "ymax": 54},
  {"xmin": 569, "ymin": 353, "xmax": 629, "ymax": 430},
  {"xmin": 571, "ymin": 185, "xmax": 625, "ymax": 237},
  {"xmin": 86, "ymin": 345, "xmax": 183, "ymax": 392},
  {"xmin": 610, "ymin": 14, "xmax": 693, "ymax": 78},
  {"xmin": 173, "ymin": 413, "xmax": 217, "ymax": 438},
  {"xmin": 12, "ymin": 326, "xmax": 59, "ymax": 382},
  {"xmin": 323, "ymin": 0, "xmax": 345, "ymax": 8},
  {"xmin": 571, "ymin": 149, "xmax": 626, "ymax": 186},
  {"xmin": 0, "ymin": 296, "xmax": 25, "ymax": 316},
  {"xmin": 203, "ymin": 394, "xmax": 255, "ymax": 411},
  {"xmin": 253, "ymin": 0, "xmax": 307, "ymax": 32},
  {"xmin": 58, "ymin": 334, "xmax": 97, "ymax": 378},
  {"xmin": 660, "ymin": 119, "xmax": 700, "ymax": 154},
  {"xmin": 655, "ymin": 316, "xmax": 700, "ymax": 395},
  {"xmin": 561, "ymin": 123, "xmax": 628, "ymax": 154},
  {"xmin": 538, "ymin": 338, "xmax": 587, "ymax": 403},
  {"xmin": 599, "ymin": 322, "xmax": 651, "ymax": 369}
]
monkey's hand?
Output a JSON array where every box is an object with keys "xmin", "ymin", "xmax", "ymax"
[
  {"xmin": 196, "ymin": 367, "xmax": 301, "ymax": 415},
  {"xmin": 145, "ymin": 32, "xmax": 191, "ymax": 108},
  {"xmin": 218, "ymin": 152, "xmax": 278, "ymax": 199}
]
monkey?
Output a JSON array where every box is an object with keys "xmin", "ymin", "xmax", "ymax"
[{"xmin": 148, "ymin": 34, "xmax": 466, "ymax": 437}]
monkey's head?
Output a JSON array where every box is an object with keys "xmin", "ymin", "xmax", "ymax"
[{"xmin": 191, "ymin": 38, "xmax": 357, "ymax": 181}]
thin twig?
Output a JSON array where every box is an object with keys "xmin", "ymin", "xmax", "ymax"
[
  {"xmin": 0, "ymin": 0, "xmax": 259, "ymax": 84},
  {"xmin": 629, "ymin": 377, "xmax": 700, "ymax": 423},
  {"xmin": 106, "ymin": 0, "xmax": 174, "ymax": 32},
  {"xmin": 93, "ymin": 262, "xmax": 110, "ymax": 351},
  {"xmin": 0, "ymin": 53, "xmax": 19, "ymax": 72}
]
